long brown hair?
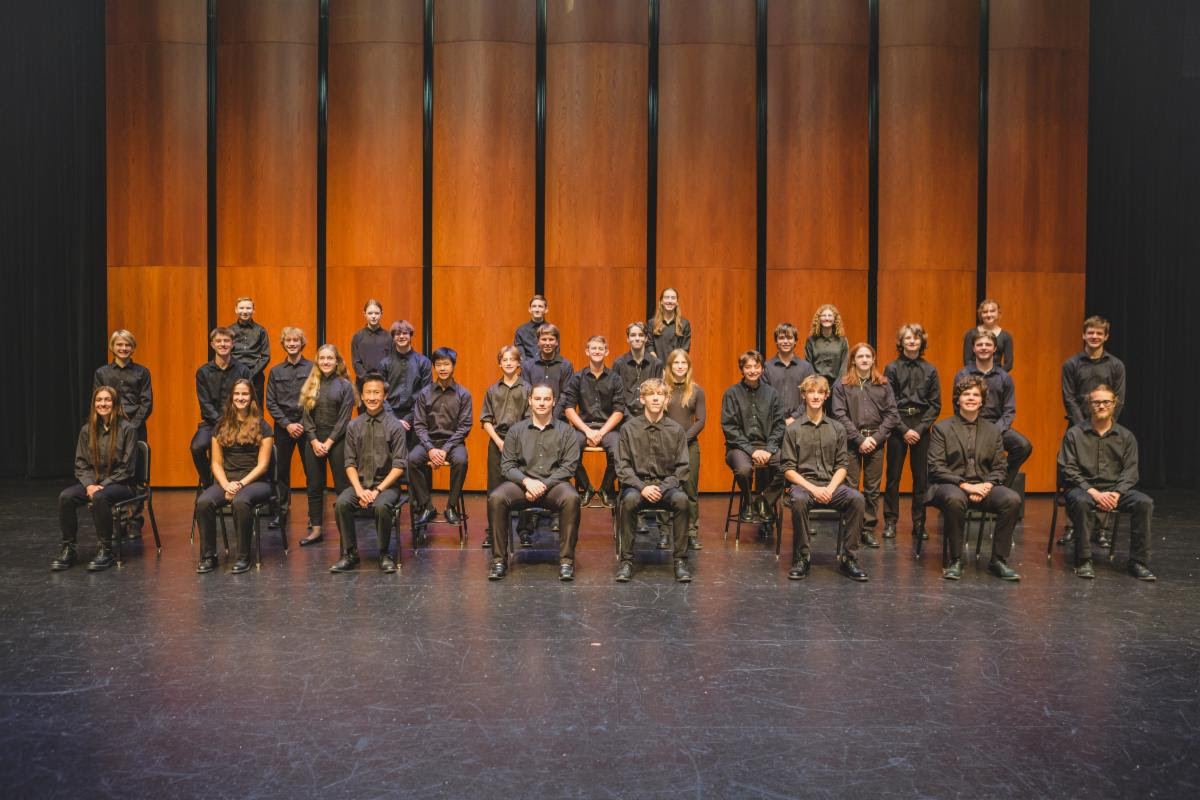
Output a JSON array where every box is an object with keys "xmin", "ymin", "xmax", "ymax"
[
  {"xmin": 664, "ymin": 348, "xmax": 697, "ymax": 409},
  {"xmin": 650, "ymin": 287, "xmax": 682, "ymax": 337},
  {"xmin": 88, "ymin": 385, "xmax": 124, "ymax": 478},
  {"xmin": 215, "ymin": 378, "xmax": 265, "ymax": 447},
  {"xmin": 841, "ymin": 342, "xmax": 887, "ymax": 386},
  {"xmin": 300, "ymin": 344, "xmax": 356, "ymax": 411}
]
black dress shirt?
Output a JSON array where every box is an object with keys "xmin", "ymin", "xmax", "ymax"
[
  {"xmin": 93, "ymin": 361, "xmax": 153, "ymax": 429},
  {"xmin": 195, "ymin": 359, "xmax": 252, "ymax": 426},
  {"xmin": 302, "ymin": 375, "xmax": 354, "ymax": 442},
  {"xmin": 513, "ymin": 320, "xmax": 547, "ymax": 363},
  {"xmin": 1058, "ymin": 421, "xmax": 1139, "ymax": 494},
  {"xmin": 231, "ymin": 319, "xmax": 270, "ymax": 378},
  {"xmin": 381, "ymin": 349, "xmax": 433, "ymax": 424},
  {"xmin": 666, "ymin": 384, "xmax": 706, "ymax": 442},
  {"xmin": 953, "ymin": 365, "xmax": 1016, "ymax": 432},
  {"xmin": 521, "ymin": 353, "xmax": 575, "ymax": 415},
  {"xmin": 780, "ymin": 414, "xmax": 848, "ymax": 484},
  {"xmin": 962, "ymin": 328, "xmax": 1014, "ymax": 372},
  {"xmin": 414, "ymin": 381, "xmax": 473, "ymax": 450},
  {"xmin": 218, "ymin": 419, "xmax": 273, "ymax": 481},
  {"xmin": 613, "ymin": 351, "xmax": 663, "ymax": 414},
  {"xmin": 1061, "ymin": 351, "xmax": 1126, "ymax": 427},
  {"xmin": 831, "ymin": 379, "xmax": 900, "ymax": 446},
  {"xmin": 74, "ymin": 421, "xmax": 137, "ymax": 486},
  {"xmin": 562, "ymin": 367, "xmax": 625, "ymax": 426},
  {"xmin": 805, "ymin": 334, "xmax": 849, "ymax": 383},
  {"xmin": 721, "ymin": 380, "xmax": 785, "ymax": 454},
  {"xmin": 480, "ymin": 378, "xmax": 530, "ymax": 437},
  {"xmin": 616, "ymin": 414, "xmax": 689, "ymax": 492},
  {"xmin": 351, "ymin": 326, "xmax": 393, "ymax": 381},
  {"xmin": 345, "ymin": 410, "xmax": 409, "ymax": 489},
  {"xmin": 762, "ymin": 355, "xmax": 815, "ymax": 419},
  {"xmin": 265, "ymin": 357, "xmax": 313, "ymax": 426},
  {"xmin": 500, "ymin": 418, "xmax": 580, "ymax": 490},
  {"xmin": 650, "ymin": 318, "xmax": 692, "ymax": 360},
  {"xmin": 883, "ymin": 356, "xmax": 941, "ymax": 434}
]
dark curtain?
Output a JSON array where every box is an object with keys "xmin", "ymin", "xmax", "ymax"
[{"xmin": 0, "ymin": 2, "xmax": 107, "ymax": 478}]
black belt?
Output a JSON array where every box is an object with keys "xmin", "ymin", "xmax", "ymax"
[
  {"xmin": 859, "ymin": 428, "xmax": 878, "ymax": 437},
  {"xmin": 899, "ymin": 407, "xmax": 925, "ymax": 415}
]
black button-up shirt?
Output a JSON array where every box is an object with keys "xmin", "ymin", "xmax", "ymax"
[
  {"xmin": 94, "ymin": 360, "xmax": 153, "ymax": 430},
  {"xmin": 521, "ymin": 353, "xmax": 575, "ymax": 416},
  {"xmin": 195, "ymin": 359, "xmax": 252, "ymax": 426},
  {"xmin": 381, "ymin": 349, "xmax": 432, "ymax": 424},
  {"xmin": 613, "ymin": 351, "xmax": 663, "ymax": 415},
  {"xmin": 265, "ymin": 357, "xmax": 313, "ymax": 426},
  {"xmin": 780, "ymin": 414, "xmax": 848, "ymax": 484},
  {"xmin": 562, "ymin": 366, "xmax": 625, "ymax": 426},
  {"xmin": 616, "ymin": 414, "xmax": 689, "ymax": 491},
  {"xmin": 345, "ymin": 409, "xmax": 408, "ymax": 489},
  {"xmin": 74, "ymin": 420, "xmax": 137, "ymax": 486},
  {"xmin": 805, "ymin": 334, "xmax": 849, "ymax": 383},
  {"xmin": 883, "ymin": 355, "xmax": 941, "ymax": 435},
  {"xmin": 414, "ymin": 380, "xmax": 473, "ymax": 450},
  {"xmin": 721, "ymin": 380, "xmax": 785, "ymax": 454},
  {"xmin": 954, "ymin": 365, "xmax": 1016, "ymax": 432},
  {"xmin": 351, "ymin": 326, "xmax": 392, "ymax": 382},
  {"xmin": 1058, "ymin": 421, "xmax": 1138, "ymax": 494},
  {"xmin": 231, "ymin": 319, "xmax": 270, "ymax": 378},
  {"xmin": 302, "ymin": 375, "xmax": 354, "ymax": 442},
  {"xmin": 762, "ymin": 355, "xmax": 815, "ymax": 420},
  {"xmin": 1061, "ymin": 351, "xmax": 1126, "ymax": 427},
  {"xmin": 666, "ymin": 383, "xmax": 706, "ymax": 443},
  {"xmin": 513, "ymin": 320, "xmax": 547, "ymax": 363},
  {"xmin": 650, "ymin": 317, "xmax": 692, "ymax": 360},
  {"xmin": 480, "ymin": 378, "xmax": 530, "ymax": 437},
  {"xmin": 831, "ymin": 378, "xmax": 900, "ymax": 447},
  {"xmin": 500, "ymin": 418, "xmax": 580, "ymax": 490}
]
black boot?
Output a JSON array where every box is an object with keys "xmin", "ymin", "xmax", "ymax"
[{"xmin": 50, "ymin": 544, "xmax": 77, "ymax": 571}]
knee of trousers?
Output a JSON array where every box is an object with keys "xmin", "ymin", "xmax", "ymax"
[
  {"xmin": 558, "ymin": 490, "xmax": 581, "ymax": 511},
  {"xmin": 940, "ymin": 494, "xmax": 967, "ymax": 514},
  {"xmin": 845, "ymin": 490, "xmax": 866, "ymax": 511},
  {"xmin": 667, "ymin": 492, "xmax": 689, "ymax": 512},
  {"xmin": 195, "ymin": 496, "xmax": 218, "ymax": 515},
  {"xmin": 58, "ymin": 489, "xmax": 78, "ymax": 509},
  {"xmin": 334, "ymin": 498, "xmax": 355, "ymax": 515},
  {"xmin": 1131, "ymin": 494, "xmax": 1154, "ymax": 512},
  {"xmin": 728, "ymin": 463, "xmax": 752, "ymax": 481},
  {"xmin": 487, "ymin": 492, "xmax": 511, "ymax": 515},
  {"xmin": 618, "ymin": 491, "xmax": 643, "ymax": 512}
]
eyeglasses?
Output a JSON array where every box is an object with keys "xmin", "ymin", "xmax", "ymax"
[{"xmin": 1089, "ymin": 399, "xmax": 1114, "ymax": 407}]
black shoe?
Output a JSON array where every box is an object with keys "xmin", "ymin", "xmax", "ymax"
[
  {"xmin": 87, "ymin": 547, "xmax": 116, "ymax": 572},
  {"xmin": 519, "ymin": 530, "xmax": 534, "ymax": 548},
  {"xmin": 615, "ymin": 560, "xmax": 634, "ymax": 582},
  {"xmin": 444, "ymin": 506, "xmax": 462, "ymax": 526},
  {"xmin": 414, "ymin": 507, "xmax": 436, "ymax": 527},
  {"xmin": 600, "ymin": 490, "xmax": 616, "ymax": 509},
  {"xmin": 838, "ymin": 556, "xmax": 869, "ymax": 582},
  {"xmin": 882, "ymin": 523, "xmax": 897, "ymax": 539},
  {"xmin": 787, "ymin": 557, "xmax": 811, "ymax": 580},
  {"xmin": 559, "ymin": 561, "xmax": 575, "ymax": 581},
  {"xmin": 918, "ymin": 526, "xmax": 929, "ymax": 540},
  {"xmin": 1096, "ymin": 532, "xmax": 1112, "ymax": 550},
  {"xmin": 1074, "ymin": 559, "xmax": 1095, "ymax": 579},
  {"xmin": 488, "ymin": 560, "xmax": 507, "ymax": 581},
  {"xmin": 987, "ymin": 556, "xmax": 1020, "ymax": 581},
  {"xmin": 412, "ymin": 528, "xmax": 429, "ymax": 547},
  {"xmin": 299, "ymin": 532, "xmax": 324, "ymax": 547},
  {"xmin": 942, "ymin": 559, "xmax": 963, "ymax": 581},
  {"xmin": 124, "ymin": 521, "xmax": 143, "ymax": 540},
  {"xmin": 688, "ymin": 535, "xmax": 702, "ymax": 551},
  {"xmin": 329, "ymin": 552, "xmax": 360, "ymax": 573},
  {"xmin": 1056, "ymin": 528, "xmax": 1075, "ymax": 546},
  {"xmin": 551, "ymin": 516, "xmax": 560, "ymax": 532},
  {"xmin": 481, "ymin": 533, "xmax": 493, "ymax": 549},
  {"xmin": 738, "ymin": 501, "xmax": 755, "ymax": 523},
  {"xmin": 1127, "ymin": 561, "xmax": 1157, "ymax": 581},
  {"xmin": 268, "ymin": 515, "xmax": 281, "ymax": 530},
  {"xmin": 758, "ymin": 498, "xmax": 775, "ymax": 523},
  {"xmin": 580, "ymin": 488, "xmax": 595, "ymax": 507},
  {"xmin": 380, "ymin": 554, "xmax": 398, "ymax": 574},
  {"xmin": 861, "ymin": 530, "xmax": 881, "ymax": 549},
  {"xmin": 230, "ymin": 556, "xmax": 252, "ymax": 574},
  {"xmin": 657, "ymin": 532, "xmax": 670, "ymax": 550},
  {"xmin": 50, "ymin": 544, "xmax": 77, "ymax": 571},
  {"xmin": 674, "ymin": 559, "xmax": 693, "ymax": 583},
  {"xmin": 195, "ymin": 555, "xmax": 218, "ymax": 574}
]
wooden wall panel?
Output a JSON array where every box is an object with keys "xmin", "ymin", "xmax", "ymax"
[
  {"xmin": 545, "ymin": 0, "xmax": 647, "ymax": 354},
  {"xmin": 433, "ymin": 0, "xmax": 535, "ymax": 492}
]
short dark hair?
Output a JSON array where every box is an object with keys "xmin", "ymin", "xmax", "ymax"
[
  {"xmin": 210, "ymin": 326, "xmax": 234, "ymax": 342},
  {"xmin": 536, "ymin": 323, "xmax": 560, "ymax": 341},
  {"xmin": 360, "ymin": 371, "xmax": 387, "ymax": 391},
  {"xmin": 969, "ymin": 328, "xmax": 997, "ymax": 347},
  {"xmin": 431, "ymin": 347, "xmax": 457, "ymax": 365},
  {"xmin": 774, "ymin": 322, "xmax": 798, "ymax": 342},
  {"xmin": 1083, "ymin": 315, "xmax": 1110, "ymax": 334},
  {"xmin": 738, "ymin": 350, "xmax": 763, "ymax": 370},
  {"xmin": 953, "ymin": 375, "xmax": 988, "ymax": 406},
  {"xmin": 389, "ymin": 319, "xmax": 415, "ymax": 336},
  {"xmin": 530, "ymin": 381, "xmax": 556, "ymax": 399}
]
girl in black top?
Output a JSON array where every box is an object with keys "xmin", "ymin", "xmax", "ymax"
[
  {"xmin": 664, "ymin": 349, "xmax": 706, "ymax": 548},
  {"xmin": 650, "ymin": 287, "xmax": 692, "ymax": 360},
  {"xmin": 962, "ymin": 298, "xmax": 1014, "ymax": 372},
  {"xmin": 298, "ymin": 344, "xmax": 356, "ymax": 545},
  {"xmin": 195, "ymin": 379, "xmax": 274, "ymax": 574},
  {"xmin": 804, "ymin": 304, "xmax": 850, "ymax": 388},
  {"xmin": 51, "ymin": 386, "xmax": 137, "ymax": 572}
]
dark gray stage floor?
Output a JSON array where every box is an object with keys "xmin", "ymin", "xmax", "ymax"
[{"xmin": 1, "ymin": 479, "xmax": 1198, "ymax": 799}]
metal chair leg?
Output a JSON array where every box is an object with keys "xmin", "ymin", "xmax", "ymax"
[{"xmin": 146, "ymin": 494, "xmax": 162, "ymax": 553}]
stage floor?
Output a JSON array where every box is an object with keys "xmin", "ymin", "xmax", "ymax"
[{"xmin": 1, "ymin": 480, "xmax": 1198, "ymax": 798}]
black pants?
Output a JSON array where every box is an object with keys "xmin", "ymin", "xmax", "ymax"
[
  {"xmin": 58, "ymin": 483, "xmax": 133, "ymax": 545},
  {"xmin": 928, "ymin": 483, "xmax": 1020, "ymax": 561},
  {"xmin": 407, "ymin": 443, "xmax": 469, "ymax": 511},
  {"xmin": 488, "ymin": 481, "xmax": 580, "ymax": 564},
  {"xmin": 683, "ymin": 440, "xmax": 700, "ymax": 535},
  {"xmin": 1000, "ymin": 428, "xmax": 1032, "ymax": 487},
  {"xmin": 725, "ymin": 448, "xmax": 784, "ymax": 508},
  {"xmin": 573, "ymin": 429, "xmax": 619, "ymax": 494},
  {"xmin": 190, "ymin": 424, "xmax": 214, "ymax": 486},
  {"xmin": 883, "ymin": 417, "xmax": 930, "ymax": 529},
  {"xmin": 845, "ymin": 444, "xmax": 886, "ymax": 530},
  {"xmin": 194, "ymin": 481, "xmax": 274, "ymax": 559},
  {"xmin": 787, "ymin": 484, "xmax": 863, "ymax": 560},
  {"xmin": 334, "ymin": 486, "xmax": 404, "ymax": 555},
  {"xmin": 1065, "ymin": 487, "xmax": 1153, "ymax": 565},
  {"xmin": 273, "ymin": 423, "xmax": 303, "ymax": 513},
  {"xmin": 617, "ymin": 487, "xmax": 689, "ymax": 561},
  {"xmin": 301, "ymin": 438, "xmax": 348, "ymax": 526}
]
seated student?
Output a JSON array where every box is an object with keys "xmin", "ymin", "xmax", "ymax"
[
  {"xmin": 513, "ymin": 294, "xmax": 550, "ymax": 363},
  {"xmin": 804, "ymin": 304, "xmax": 850, "ymax": 391},
  {"xmin": 480, "ymin": 345, "xmax": 530, "ymax": 549},
  {"xmin": 408, "ymin": 348, "xmax": 473, "ymax": 527},
  {"xmin": 1058, "ymin": 384, "xmax": 1155, "ymax": 581},
  {"xmin": 927, "ymin": 376, "xmax": 1022, "ymax": 582},
  {"xmin": 780, "ymin": 375, "xmax": 868, "ymax": 582},
  {"xmin": 562, "ymin": 335, "xmax": 625, "ymax": 507},
  {"xmin": 264, "ymin": 327, "xmax": 313, "ymax": 528},
  {"xmin": 962, "ymin": 297, "xmax": 1013, "ymax": 372},
  {"xmin": 229, "ymin": 296, "xmax": 270, "ymax": 404},
  {"xmin": 954, "ymin": 329, "xmax": 1031, "ymax": 487},
  {"xmin": 297, "ymin": 344, "xmax": 356, "ymax": 546},
  {"xmin": 613, "ymin": 321, "xmax": 663, "ymax": 417},
  {"xmin": 763, "ymin": 322, "xmax": 815, "ymax": 425},
  {"xmin": 614, "ymin": 378, "xmax": 693, "ymax": 583},
  {"xmin": 350, "ymin": 298, "xmax": 391, "ymax": 394},
  {"xmin": 380, "ymin": 319, "xmax": 432, "ymax": 439},
  {"xmin": 94, "ymin": 329, "xmax": 152, "ymax": 443},
  {"xmin": 831, "ymin": 342, "xmax": 899, "ymax": 547},
  {"xmin": 1062, "ymin": 315, "xmax": 1126, "ymax": 428},
  {"xmin": 882, "ymin": 324, "xmax": 941, "ymax": 542},
  {"xmin": 664, "ymin": 348, "xmax": 706, "ymax": 550},
  {"xmin": 721, "ymin": 350, "xmax": 786, "ymax": 526},
  {"xmin": 51, "ymin": 386, "xmax": 137, "ymax": 572},
  {"xmin": 194, "ymin": 379, "xmax": 274, "ymax": 575},
  {"xmin": 520, "ymin": 323, "xmax": 574, "ymax": 410},
  {"xmin": 649, "ymin": 287, "xmax": 692, "ymax": 360},
  {"xmin": 190, "ymin": 327, "xmax": 252, "ymax": 486},
  {"xmin": 329, "ymin": 373, "xmax": 409, "ymax": 575},
  {"xmin": 487, "ymin": 382, "xmax": 581, "ymax": 581}
]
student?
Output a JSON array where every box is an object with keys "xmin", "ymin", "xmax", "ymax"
[
  {"xmin": 520, "ymin": 323, "xmax": 574, "ymax": 412},
  {"xmin": 1058, "ymin": 384, "xmax": 1155, "ymax": 581},
  {"xmin": 264, "ymin": 326, "xmax": 312, "ymax": 528},
  {"xmin": 229, "ymin": 296, "xmax": 270, "ymax": 403},
  {"xmin": 649, "ymin": 287, "xmax": 692, "ymax": 360},
  {"xmin": 1062, "ymin": 315, "xmax": 1126, "ymax": 428},
  {"xmin": 954, "ymin": 329, "xmax": 1031, "ymax": 487},
  {"xmin": 927, "ymin": 376, "xmax": 1022, "ymax": 581},
  {"xmin": 804, "ymin": 304, "xmax": 849, "ymax": 391},
  {"xmin": 93, "ymin": 329, "xmax": 152, "ymax": 443},
  {"xmin": 350, "ymin": 298, "xmax": 391, "ymax": 393},
  {"xmin": 614, "ymin": 378, "xmax": 693, "ymax": 583},
  {"xmin": 561, "ymin": 335, "xmax": 625, "ymax": 507},
  {"xmin": 721, "ymin": 350, "xmax": 786, "ymax": 526},
  {"xmin": 513, "ymin": 294, "xmax": 550, "ymax": 362},
  {"xmin": 962, "ymin": 298, "xmax": 1013, "ymax": 372},
  {"xmin": 487, "ymin": 382, "xmax": 581, "ymax": 581},
  {"xmin": 380, "ymin": 319, "xmax": 432, "ymax": 438},
  {"xmin": 329, "ymin": 372, "xmax": 409, "ymax": 574},
  {"xmin": 51, "ymin": 386, "xmax": 137, "ymax": 572},
  {"xmin": 780, "ymin": 375, "xmax": 869, "ymax": 582},
  {"xmin": 831, "ymin": 342, "xmax": 899, "ymax": 547},
  {"xmin": 882, "ymin": 324, "xmax": 941, "ymax": 542},
  {"xmin": 297, "ymin": 344, "xmax": 356, "ymax": 546},
  {"xmin": 190, "ymin": 327, "xmax": 252, "ymax": 486},
  {"xmin": 408, "ymin": 348, "xmax": 473, "ymax": 527},
  {"xmin": 194, "ymin": 379, "xmax": 274, "ymax": 574},
  {"xmin": 479, "ymin": 345, "xmax": 530, "ymax": 549},
  {"xmin": 762, "ymin": 322, "xmax": 815, "ymax": 424},
  {"xmin": 613, "ymin": 321, "xmax": 663, "ymax": 417},
  {"xmin": 664, "ymin": 348, "xmax": 706, "ymax": 550}
]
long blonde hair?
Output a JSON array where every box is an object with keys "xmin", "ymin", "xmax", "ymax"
[
  {"xmin": 651, "ymin": 287, "xmax": 682, "ymax": 337},
  {"xmin": 664, "ymin": 348, "xmax": 697, "ymax": 409},
  {"xmin": 215, "ymin": 378, "xmax": 265, "ymax": 446},
  {"xmin": 809, "ymin": 303, "xmax": 845, "ymax": 338},
  {"xmin": 300, "ymin": 344, "xmax": 354, "ymax": 411}
]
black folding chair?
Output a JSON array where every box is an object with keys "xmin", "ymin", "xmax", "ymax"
[{"xmin": 110, "ymin": 441, "xmax": 161, "ymax": 567}]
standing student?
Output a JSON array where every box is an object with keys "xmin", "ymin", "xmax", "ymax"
[
  {"xmin": 882, "ymin": 324, "xmax": 941, "ymax": 542},
  {"xmin": 613, "ymin": 321, "xmax": 663, "ymax": 417},
  {"xmin": 380, "ymin": 319, "xmax": 432, "ymax": 439},
  {"xmin": 264, "ymin": 326, "xmax": 312, "ymax": 528},
  {"xmin": 513, "ymin": 294, "xmax": 550, "ymax": 362},
  {"xmin": 93, "ymin": 329, "xmax": 152, "ymax": 443},
  {"xmin": 297, "ymin": 344, "xmax": 356, "ymax": 546},
  {"xmin": 194, "ymin": 379, "xmax": 274, "ymax": 575},
  {"xmin": 51, "ymin": 386, "xmax": 137, "ymax": 572},
  {"xmin": 763, "ymin": 322, "xmax": 815, "ymax": 425},
  {"xmin": 350, "ymin": 298, "xmax": 391, "ymax": 393},
  {"xmin": 190, "ymin": 327, "xmax": 252, "ymax": 486},
  {"xmin": 721, "ymin": 350, "xmax": 786, "ymax": 526},
  {"xmin": 520, "ymin": 323, "xmax": 574, "ymax": 412},
  {"xmin": 954, "ymin": 329, "xmax": 1031, "ymax": 487},
  {"xmin": 664, "ymin": 348, "xmax": 706, "ymax": 550},
  {"xmin": 962, "ymin": 298, "xmax": 1013, "ymax": 372},
  {"xmin": 561, "ymin": 335, "xmax": 625, "ymax": 507},
  {"xmin": 479, "ymin": 345, "xmax": 530, "ymax": 549},
  {"xmin": 1062, "ymin": 315, "xmax": 1126, "ymax": 428},
  {"xmin": 229, "ymin": 296, "xmax": 270, "ymax": 404},
  {"xmin": 649, "ymin": 287, "xmax": 692, "ymax": 360},
  {"xmin": 408, "ymin": 348, "xmax": 473, "ymax": 527},
  {"xmin": 831, "ymin": 342, "xmax": 899, "ymax": 547},
  {"xmin": 804, "ymin": 304, "xmax": 850, "ymax": 391}
]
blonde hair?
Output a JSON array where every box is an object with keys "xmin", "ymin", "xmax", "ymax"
[
  {"xmin": 300, "ymin": 344, "xmax": 354, "ymax": 411},
  {"xmin": 279, "ymin": 326, "xmax": 306, "ymax": 347},
  {"xmin": 664, "ymin": 348, "xmax": 696, "ymax": 409},
  {"xmin": 809, "ymin": 304, "xmax": 845, "ymax": 338},
  {"xmin": 108, "ymin": 330, "xmax": 136, "ymax": 352}
]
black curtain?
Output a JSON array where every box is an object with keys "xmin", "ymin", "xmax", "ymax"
[
  {"xmin": 0, "ymin": 2, "xmax": 106, "ymax": 478},
  {"xmin": 1087, "ymin": 0, "xmax": 1200, "ymax": 489}
]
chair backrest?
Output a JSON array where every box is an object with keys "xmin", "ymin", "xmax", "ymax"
[
  {"xmin": 268, "ymin": 443, "xmax": 279, "ymax": 484},
  {"xmin": 135, "ymin": 440, "xmax": 151, "ymax": 488}
]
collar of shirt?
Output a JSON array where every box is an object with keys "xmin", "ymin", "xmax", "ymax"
[
  {"xmin": 1079, "ymin": 351, "xmax": 1110, "ymax": 364},
  {"xmin": 799, "ymin": 415, "xmax": 828, "ymax": 428},
  {"xmin": 956, "ymin": 414, "xmax": 979, "ymax": 426},
  {"xmin": 740, "ymin": 379, "xmax": 761, "ymax": 392},
  {"xmin": 537, "ymin": 355, "xmax": 562, "ymax": 366},
  {"xmin": 236, "ymin": 319, "xmax": 256, "ymax": 329},
  {"xmin": 585, "ymin": 367, "xmax": 611, "ymax": 379},
  {"xmin": 1083, "ymin": 421, "xmax": 1118, "ymax": 438},
  {"xmin": 433, "ymin": 380, "xmax": 459, "ymax": 393},
  {"xmin": 531, "ymin": 418, "xmax": 557, "ymax": 431}
]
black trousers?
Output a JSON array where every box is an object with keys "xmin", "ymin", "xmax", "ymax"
[
  {"xmin": 58, "ymin": 483, "xmax": 133, "ymax": 545},
  {"xmin": 1000, "ymin": 428, "xmax": 1032, "ymax": 487},
  {"xmin": 190, "ymin": 424, "xmax": 214, "ymax": 486},
  {"xmin": 573, "ymin": 429, "xmax": 619, "ymax": 494},
  {"xmin": 883, "ymin": 416, "xmax": 930, "ymax": 529},
  {"xmin": 194, "ymin": 481, "xmax": 274, "ymax": 558},
  {"xmin": 617, "ymin": 487, "xmax": 689, "ymax": 561},
  {"xmin": 334, "ymin": 486, "xmax": 404, "ymax": 555},
  {"xmin": 845, "ymin": 444, "xmax": 886, "ymax": 529},
  {"xmin": 1065, "ymin": 487, "xmax": 1153, "ymax": 565},
  {"xmin": 928, "ymin": 483, "xmax": 1020, "ymax": 561},
  {"xmin": 488, "ymin": 481, "xmax": 580, "ymax": 564},
  {"xmin": 300, "ymin": 438, "xmax": 348, "ymax": 526},
  {"xmin": 787, "ymin": 484, "xmax": 863, "ymax": 560},
  {"xmin": 725, "ymin": 448, "xmax": 784, "ymax": 507},
  {"xmin": 273, "ymin": 423, "xmax": 303, "ymax": 513},
  {"xmin": 683, "ymin": 439, "xmax": 700, "ymax": 535},
  {"xmin": 407, "ymin": 443, "xmax": 469, "ymax": 511}
]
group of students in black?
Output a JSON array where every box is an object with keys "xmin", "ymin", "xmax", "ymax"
[{"xmin": 54, "ymin": 292, "xmax": 1154, "ymax": 584}]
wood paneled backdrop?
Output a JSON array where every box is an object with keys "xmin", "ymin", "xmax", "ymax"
[{"xmin": 107, "ymin": 0, "xmax": 1088, "ymax": 492}]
